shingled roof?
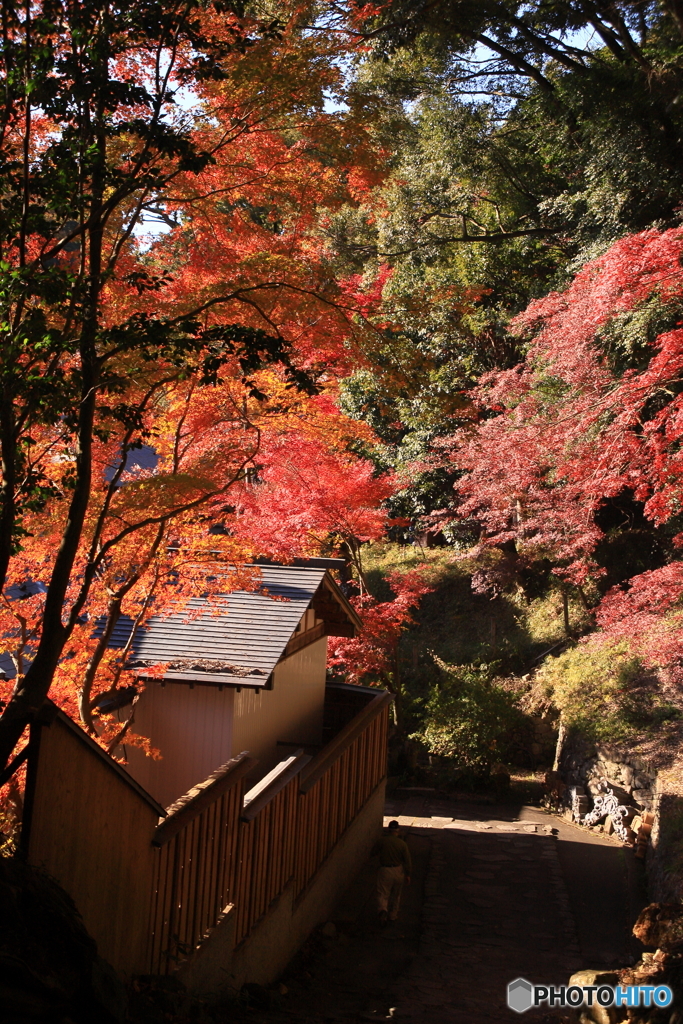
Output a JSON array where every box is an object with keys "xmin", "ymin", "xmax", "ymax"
[{"xmin": 104, "ymin": 561, "xmax": 360, "ymax": 689}]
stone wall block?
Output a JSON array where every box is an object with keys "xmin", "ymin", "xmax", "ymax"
[{"xmin": 633, "ymin": 789, "xmax": 654, "ymax": 810}]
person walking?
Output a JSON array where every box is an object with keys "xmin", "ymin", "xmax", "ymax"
[{"xmin": 376, "ymin": 820, "xmax": 412, "ymax": 924}]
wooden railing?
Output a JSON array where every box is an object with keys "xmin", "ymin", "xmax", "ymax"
[
  {"xmin": 23, "ymin": 689, "xmax": 391, "ymax": 977},
  {"xmin": 295, "ymin": 691, "xmax": 391, "ymax": 896},
  {"xmin": 230, "ymin": 692, "xmax": 390, "ymax": 945},
  {"xmin": 148, "ymin": 753, "xmax": 256, "ymax": 974},
  {"xmin": 233, "ymin": 751, "xmax": 311, "ymax": 945},
  {"xmin": 147, "ymin": 690, "xmax": 389, "ymax": 965}
]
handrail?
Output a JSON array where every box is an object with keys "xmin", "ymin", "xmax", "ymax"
[
  {"xmin": 299, "ymin": 690, "xmax": 392, "ymax": 794},
  {"xmin": 153, "ymin": 751, "xmax": 257, "ymax": 846},
  {"xmin": 241, "ymin": 751, "xmax": 312, "ymax": 822}
]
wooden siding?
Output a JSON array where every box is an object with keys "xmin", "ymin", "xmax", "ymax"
[
  {"xmin": 24, "ymin": 713, "xmax": 163, "ymax": 976},
  {"xmin": 122, "ymin": 624, "xmax": 328, "ymax": 808},
  {"xmin": 120, "ymin": 683, "xmax": 235, "ymax": 809},
  {"xmin": 231, "ymin": 637, "xmax": 328, "ymax": 776}
]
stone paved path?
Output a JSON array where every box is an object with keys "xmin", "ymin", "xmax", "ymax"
[{"xmin": 250, "ymin": 792, "xmax": 646, "ymax": 1024}]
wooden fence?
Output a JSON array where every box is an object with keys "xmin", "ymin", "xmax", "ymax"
[
  {"xmin": 148, "ymin": 753, "xmax": 256, "ymax": 974},
  {"xmin": 296, "ymin": 693, "xmax": 389, "ymax": 896},
  {"xmin": 233, "ymin": 751, "xmax": 310, "ymax": 945},
  {"xmin": 21, "ymin": 689, "xmax": 391, "ymax": 976}
]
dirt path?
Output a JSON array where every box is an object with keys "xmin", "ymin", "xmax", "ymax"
[{"xmin": 236, "ymin": 792, "xmax": 647, "ymax": 1024}]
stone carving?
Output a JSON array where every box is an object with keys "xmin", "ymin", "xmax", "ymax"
[{"xmin": 582, "ymin": 784, "xmax": 632, "ymax": 842}]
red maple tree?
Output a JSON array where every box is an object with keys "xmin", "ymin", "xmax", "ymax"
[
  {"xmin": 448, "ymin": 228, "xmax": 683, "ymax": 585},
  {"xmin": 0, "ymin": 0, "xmax": 387, "ymax": 773},
  {"xmin": 328, "ymin": 567, "xmax": 435, "ymax": 725}
]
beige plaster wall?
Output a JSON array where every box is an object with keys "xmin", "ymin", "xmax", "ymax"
[
  {"xmin": 116, "ymin": 630, "xmax": 327, "ymax": 806},
  {"xmin": 231, "ymin": 636, "xmax": 328, "ymax": 777}
]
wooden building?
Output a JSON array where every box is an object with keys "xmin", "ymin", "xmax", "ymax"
[{"xmin": 104, "ymin": 561, "xmax": 361, "ymax": 809}]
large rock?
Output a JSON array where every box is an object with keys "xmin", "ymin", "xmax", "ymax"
[
  {"xmin": 567, "ymin": 970, "xmax": 622, "ymax": 1024},
  {"xmin": 586, "ymin": 777, "xmax": 632, "ymax": 808},
  {"xmin": 633, "ymin": 903, "xmax": 683, "ymax": 950},
  {"xmin": 569, "ymin": 970, "xmax": 619, "ymax": 987}
]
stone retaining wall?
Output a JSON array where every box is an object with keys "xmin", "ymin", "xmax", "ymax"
[
  {"xmin": 556, "ymin": 730, "xmax": 673, "ymax": 889},
  {"xmin": 559, "ymin": 732, "xmax": 657, "ymax": 815},
  {"xmin": 556, "ymin": 731, "xmax": 683, "ymax": 902},
  {"xmin": 648, "ymin": 771, "xmax": 683, "ymax": 903}
]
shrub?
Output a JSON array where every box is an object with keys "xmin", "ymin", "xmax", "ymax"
[
  {"xmin": 412, "ymin": 660, "xmax": 526, "ymax": 773},
  {"xmin": 535, "ymin": 641, "xmax": 679, "ymax": 742}
]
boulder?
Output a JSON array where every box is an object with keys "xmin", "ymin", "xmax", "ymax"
[
  {"xmin": 568, "ymin": 970, "xmax": 622, "ymax": 1024},
  {"xmin": 241, "ymin": 982, "xmax": 272, "ymax": 1009},
  {"xmin": 0, "ymin": 856, "xmax": 127, "ymax": 1024},
  {"xmin": 567, "ymin": 970, "xmax": 619, "ymax": 988},
  {"xmin": 130, "ymin": 976, "xmax": 188, "ymax": 1021},
  {"xmin": 633, "ymin": 903, "xmax": 683, "ymax": 950},
  {"xmin": 577, "ymin": 1006, "xmax": 622, "ymax": 1024},
  {"xmin": 619, "ymin": 805, "xmax": 638, "ymax": 825}
]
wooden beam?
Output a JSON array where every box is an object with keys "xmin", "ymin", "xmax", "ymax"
[
  {"xmin": 283, "ymin": 620, "xmax": 326, "ymax": 658},
  {"xmin": 311, "ymin": 593, "xmax": 358, "ymax": 638},
  {"xmin": 324, "ymin": 622, "xmax": 355, "ymax": 638},
  {"xmin": 241, "ymin": 751, "xmax": 312, "ymax": 822}
]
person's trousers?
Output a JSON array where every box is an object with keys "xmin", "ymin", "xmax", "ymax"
[{"xmin": 377, "ymin": 864, "xmax": 405, "ymax": 920}]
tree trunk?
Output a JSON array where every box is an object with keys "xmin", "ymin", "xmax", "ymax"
[{"xmin": 553, "ymin": 720, "xmax": 567, "ymax": 773}]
